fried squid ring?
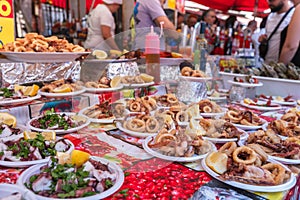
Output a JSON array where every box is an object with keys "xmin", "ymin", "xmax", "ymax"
[
  {"xmin": 262, "ymin": 163, "xmax": 285, "ymax": 185},
  {"xmin": 219, "ymin": 142, "xmax": 237, "ymax": 156},
  {"xmin": 203, "ymin": 106, "xmax": 212, "ymax": 113},
  {"xmin": 175, "ymin": 111, "xmax": 189, "ymax": 122},
  {"xmin": 85, "ymin": 81, "xmax": 99, "ymax": 88},
  {"xmin": 240, "ymin": 119, "xmax": 256, "ymax": 126},
  {"xmin": 145, "ymin": 118, "xmax": 160, "ymax": 133},
  {"xmin": 232, "ymin": 146, "xmax": 257, "ymax": 165},
  {"xmin": 191, "ymin": 70, "xmax": 202, "ymax": 77},
  {"xmin": 156, "ymin": 133, "xmax": 177, "ymax": 143},
  {"xmin": 127, "ymin": 119, "xmax": 146, "ymax": 132},
  {"xmin": 226, "ymin": 110, "xmax": 243, "ymax": 123},
  {"xmin": 166, "ymin": 94, "xmax": 178, "ymax": 105},
  {"xmin": 281, "ymin": 112, "xmax": 298, "ymax": 124},
  {"xmin": 129, "ymin": 102, "xmax": 141, "ymax": 112},
  {"xmin": 181, "ymin": 66, "xmax": 193, "ymax": 76}
]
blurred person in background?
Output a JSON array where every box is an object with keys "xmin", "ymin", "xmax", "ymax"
[
  {"xmin": 279, "ymin": 0, "xmax": 300, "ymax": 66},
  {"xmin": 85, "ymin": 0, "xmax": 122, "ymax": 51},
  {"xmin": 258, "ymin": 0, "xmax": 294, "ymax": 63},
  {"xmin": 133, "ymin": 0, "xmax": 178, "ymax": 50},
  {"xmin": 187, "ymin": 14, "xmax": 199, "ymax": 29}
]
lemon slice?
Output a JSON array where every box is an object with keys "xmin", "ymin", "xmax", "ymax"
[
  {"xmin": 57, "ymin": 152, "xmax": 72, "ymax": 165},
  {"xmin": 24, "ymin": 131, "xmax": 56, "ymax": 141},
  {"xmin": 22, "ymin": 84, "xmax": 40, "ymax": 96},
  {"xmin": 53, "ymin": 85, "xmax": 72, "ymax": 93},
  {"xmin": 110, "ymin": 76, "xmax": 121, "ymax": 88},
  {"xmin": 139, "ymin": 73, "xmax": 154, "ymax": 83},
  {"xmin": 71, "ymin": 150, "xmax": 90, "ymax": 167},
  {"xmin": 93, "ymin": 50, "xmax": 108, "ymax": 60},
  {"xmin": 14, "ymin": 85, "xmax": 25, "ymax": 93},
  {"xmin": 206, "ymin": 152, "xmax": 228, "ymax": 174},
  {"xmin": 0, "ymin": 113, "xmax": 17, "ymax": 127}
]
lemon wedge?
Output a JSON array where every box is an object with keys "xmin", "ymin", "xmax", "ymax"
[
  {"xmin": 22, "ymin": 84, "xmax": 40, "ymax": 96},
  {"xmin": 14, "ymin": 85, "xmax": 25, "ymax": 93},
  {"xmin": 139, "ymin": 73, "xmax": 154, "ymax": 83},
  {"xmin": 110, "ymin": 76, "xmax": 121, "ymax": 88},
  {"xmin": 93, "ymin": 50, "xmax": 108, "ymax": 60},
  {"xmin": 71, "ymin": 150, "xmax": 90, "ymax": 167},
  {"xmin": 24, "ymin": 131, "xmax": 56, "ymax": 141},
  {"xmin": 206, "ymin": 152, "xmax": 228, "ymax": 174},
  {"xmin": 53, "ymin": 85, "xmax": 72, "ymax": 93},
  {"xmin": 0, "ymin": 113, "xmax": 17, "ymax": 127},
  {"xmin": 57, "ymin": 152, "xmax": 72, "ymax": 165}
]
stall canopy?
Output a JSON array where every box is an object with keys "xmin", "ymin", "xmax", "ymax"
[{"xmin": 190, "ymin": 0, "xmax": 269, "ymax": 13}]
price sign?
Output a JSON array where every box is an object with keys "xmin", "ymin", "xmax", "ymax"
[{"xmin": 0, "ymin": 0, "xmax": 14, "ymax": 48}]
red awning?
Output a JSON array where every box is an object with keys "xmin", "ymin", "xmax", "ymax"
[{"xmin": 191, "ymin": 0, "xmax": 269, "ymax": 12}]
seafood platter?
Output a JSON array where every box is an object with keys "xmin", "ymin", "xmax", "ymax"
[{"xmin": 1, "ymin": 33, "xmax": 300, "ymax": 198}]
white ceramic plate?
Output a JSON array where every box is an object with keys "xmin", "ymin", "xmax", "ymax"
[
  {"xmin": 17, "ymin": 156, "xmax": 124, "ymax": 200},
  {"xmin": 79, "ymin": 106, "xmax": 115, "ymax": 124},
  {"xmin": 203, "ymin": 131, "xmax": 247, "ymax": 144},
  {"xmin": 232, "ymin": 119, "xmax": 268, "ymax": 131},
  {"xmin": 0, "ymin": 138, "xmax": 74, "ymax": 168},
  {"xmin": 0, "ymin": 94, "xmax": 41, "ymax": 106},
  {"xmin": 0, "ymin": 184, "xmax": 36, "ymax": 200},
  {"xmin": 179, "ymin": 75, "xmax": 212, "ymax": 82},
  {"xmin": 259, "ymin": 96, "xmax": 297, "ymax": 106},
  {"xmin": 27, "ymin": 112, "xmax": 90, "ymax": 134},
  {"xmin": 269, "ymin": 155, "xmax": 300, "ymax": 165},
  {"xmin": 122, "ymin": 82, "xmax": 154, "ymax": 88},
  {"xmin": 116, "ymin": 122, "xmax": 157, "ymax": 138},
  {"xmin": 207, "ymin": 96, "xmax": 227, "ymax": 101},
  {"xmin": 84, "ymin": 84, "xmax": 123, "ymax": 93},
  {"xmin": 143, "ymin": 136, "xmax": 216, "ymax": 162},
  {"xmin": 240, "ymin": 100, "xmax": 282, "ymax": 111},
  {"xmin": 200, "ymin": 109, "xmax": 226, "ymax": 118},
  {"xmin": 39, "ymin": 88, "xmax": 86, "ymax": 98},
  {"xmin": 84, "ymin": 58, "xmax": 136, "ymax": 63},
  {"xmin": 201, "ymin": 158, "xmax": 296, "ymax": 192},
  {"xmin": 228, "ymin": 80, "xmax": 263, "ymax": 87},
  {"xmin": 0, "ymin": 52, "xmax": 90, "ymax": 63}
]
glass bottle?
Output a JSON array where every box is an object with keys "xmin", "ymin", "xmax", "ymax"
[{"xmin": 198, "ymin": 22, "xmax": 208, "ymax": 72}]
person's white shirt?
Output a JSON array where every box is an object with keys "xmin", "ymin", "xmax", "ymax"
[
  {"xmin": 84, "ymin": 4, "xmax": 115, "ymax": 51},
  {"xmin": 264, "ymin": 8, "xmax": 294, "ymax": 64}
]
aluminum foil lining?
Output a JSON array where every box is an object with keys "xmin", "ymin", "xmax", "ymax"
[
  {"xmin": 176, "ymin": 78, "xmax": 207, "ymax": 103},
  {"xmin": 0, "ymin": 61, "xmax": 81, "ymax": 88},
  {"xmin": 107, "ymin": 61, "xmax": 140, "ymax": 79}
]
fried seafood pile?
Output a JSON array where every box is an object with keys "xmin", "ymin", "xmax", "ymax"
[
  {"xmin": 148, "ymin": 128, "xmax": 212, "ymax": 157},
  {"xmin": 207, "ymin": 142, "xmax": 291, "ymax": 185},
  {"xmin": 122, "ymin": 113, "xmax": 172, "ymax": 133},
  {"xmin": 246, "ymin": 130, "xmax": 300, "ymax": 160},
  {"xmin": 223, "ymin": 107, "xmax": 264, "ymax": 126},
  {"xmin": 268, "ymin": 109, "xmax": 300, "ymax": 137},
  {"xmin": 120, "ymin": 74, "xmax": 154, "ymax": 84},
  {"xmin": 199, "ymin": 118, "xmax": 243, "ymax": 139},
  {"xmin": 40, "ymin": 79, "xmax": 83, "ymax": 93},
  {"xmin": 180, "ymin": 66, "xmax": 207, "ymax": 77},
  {"xmin": 83, "ymin": 101, "xmax": 114, "ymax": 119},
  {"xmin": 153, "ymin": 94, "xmax": 181, "ymax": 107},
  {"xmin": 198, "ymin": 99, "xmax": 223, "ymax": 113},
  {"xmin": 126, "ymin": 96, "xmax": 157, "ymax": 113},
  {"xmin": 0, "ymin": 33, "xmax": 85, "ymax": 53},
  {"xmin": 85, "ymin": 77, "xmax": 113, "ymax": 88}
]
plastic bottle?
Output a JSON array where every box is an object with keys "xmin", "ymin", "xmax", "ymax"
[{"xmin": 145, "ymin": 26, "xmax": 160, "ymax": 83}]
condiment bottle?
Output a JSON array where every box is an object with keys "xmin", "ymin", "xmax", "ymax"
[{"xmin": 145, "ymin": 26, "xmax": 160, "ymax": 83}]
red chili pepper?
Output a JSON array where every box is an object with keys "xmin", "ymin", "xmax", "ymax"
[{"xmin": 266, "ymin": 99, "xmax": 272, "ymax": 106}]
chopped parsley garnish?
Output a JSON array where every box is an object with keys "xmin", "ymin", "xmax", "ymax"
[{"xmin": 0, "ymin": 88, "xmax": 13, "ymax": 98}]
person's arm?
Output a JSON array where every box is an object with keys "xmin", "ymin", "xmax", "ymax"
[
  {"xmin": 154, "ymin": 16, "xmax": 179, "ymax": 39},
  {"xmin": 101, "ymin": 25, "xmax": 120, "ymax": 51},
  {"xmin": 279, "ymin": 7, "xmax": 300, "ymax": 64}
]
